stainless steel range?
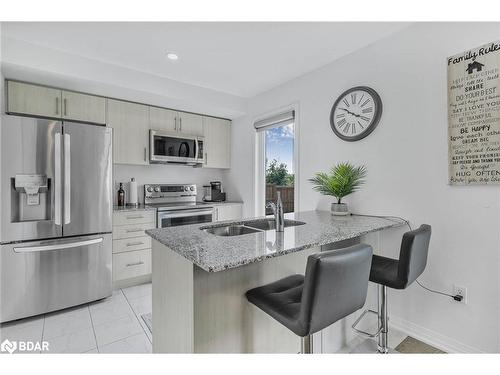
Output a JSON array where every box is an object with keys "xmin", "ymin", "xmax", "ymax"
[{"xmin": 144, "ymin": 184, "xmax": 213, "ymax": 228}]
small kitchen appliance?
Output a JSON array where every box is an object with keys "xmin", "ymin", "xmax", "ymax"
[{"xmin": 202, "ymin": 181, "xmax": 226, "ymax": 202}]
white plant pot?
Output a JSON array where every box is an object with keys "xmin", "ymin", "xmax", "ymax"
[{"xmin": 331, "ymin": 202, "xmax": 349, "ymax": 216}]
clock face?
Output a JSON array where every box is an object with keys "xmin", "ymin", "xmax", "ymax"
[{"xmin": 330, "ymin": 86, "xmax": 382, "ymax": 141}]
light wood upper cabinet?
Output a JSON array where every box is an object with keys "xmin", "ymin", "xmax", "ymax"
[
  {"xmin": 7, "ymin": 81, "xmax": 62, "ymax": 118},
  {"xmin": 6, "ymin": 81, "xmax": 105, "ymax": 124},
  {"xmin": 203, "ymin": 117, "xmax": 231, "ymax": 169},
  {"xmin": 178, "ymin": 112, "xmax": 203, "ymax": 136},
  {"xmin": 107, "ymin": 99, "xmax": 150, "ymax": 165},
  {"xmin": 62, "ymin": 91, "xmax": 106, "ymax": 124},
  {"xmin": 149, "ymin": 107, "xmax": 177, "ymax": 132},
  {"xmin": 149, "ymin": 107, "xmax": 203, "ymax": 136}
]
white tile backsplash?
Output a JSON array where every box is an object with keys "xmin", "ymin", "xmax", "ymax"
[{"xmin": 113, "ymin": 164, "xmax": 226, "ymax": 204}]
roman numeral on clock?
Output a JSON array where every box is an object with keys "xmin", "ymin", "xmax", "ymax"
[
  {"xmin": 337, "ymin": 118, "xmax": 347, "ymax": 128},
  {"xmin": 343, "ymin": 98, "xmax": 350, "ymax": 107},
  {"xmin": 361, "ymin": 99, "xmax": 370, "ymax": 107},
  {"xmin": 362, "ymin": 107, "xmax": 373, "ymax": 113},
  {"xmin": 351, "ymin": 93, "xmax": 356, "ymax": 104}
]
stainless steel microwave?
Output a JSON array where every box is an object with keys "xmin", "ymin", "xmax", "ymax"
[{"xmin": 150, "ymin": 130, "xmax": 204, "ymax": 165}]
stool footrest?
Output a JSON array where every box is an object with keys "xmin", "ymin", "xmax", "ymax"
[{"xmin": 352, "ymin": 309, "xmax": 383, "ymax": 338}]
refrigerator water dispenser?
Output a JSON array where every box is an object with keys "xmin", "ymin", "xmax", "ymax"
[{"xmin": 11, "ymin": 174, "xmax": 50, "ymax": 222}]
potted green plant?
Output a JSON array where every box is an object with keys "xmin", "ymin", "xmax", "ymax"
[{"xmin": 309, "ymin": 162, "xmax": 367, "ymax": 215}]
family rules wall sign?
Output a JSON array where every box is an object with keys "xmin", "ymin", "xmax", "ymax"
[{"xmin": 447, "ymin": 41, "xmax": 500, "ymax": 185}]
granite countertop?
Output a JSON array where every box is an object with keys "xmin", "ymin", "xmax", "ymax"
[
  {"xmin": 113, "ymin": 204, "xmax": 157, "ymax": 212},
  {"xmin": 146, "ymin": 210, "xmax": 406, "ymax": 273}
]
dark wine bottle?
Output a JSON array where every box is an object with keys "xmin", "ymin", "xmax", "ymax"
[{"xmin": 117, "ymin": 183, "xmax": 125, "ymax": 207}]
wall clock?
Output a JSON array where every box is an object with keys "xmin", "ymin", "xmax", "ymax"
[{"xmin": 330, "ymin": 86, "xmax": 382, "ymax": 141}]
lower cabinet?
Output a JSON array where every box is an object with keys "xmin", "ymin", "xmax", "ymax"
[
  {"xmin": 213, "ymin": 203, "xmax": 243, "ymax": 222},
  {"xmin": 113, "ymin": 249, "xmax": 152, "ymax": 282},
  {"xmin": 112, "ymin": 210, "xmax": 155, "ymax": 285}
]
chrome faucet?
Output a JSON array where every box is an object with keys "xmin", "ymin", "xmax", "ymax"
[{"xmin": 266, "ymin": 191, "xmax": 285, "ymax": 232}]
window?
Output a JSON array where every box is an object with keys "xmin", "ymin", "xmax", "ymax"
[{"xmin": 255, "ymin": 110, "xmax": 295, "ymax": 215}]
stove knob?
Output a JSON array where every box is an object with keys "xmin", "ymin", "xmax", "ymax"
[
  {"xmin": 190, "ymin": 186, "xmax": 195, "ymax": 191},
  {"xmin": 154, "ymin": 187, "xmax": 160, "ymax": 192},
  {"xmin": 146, "ymin": 187, "xmax": 153, "ymax": 193}
]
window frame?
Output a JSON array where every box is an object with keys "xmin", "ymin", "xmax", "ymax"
[{"xmin": 254, "ymin": 102, "xmax": 300, "ymax": 217}]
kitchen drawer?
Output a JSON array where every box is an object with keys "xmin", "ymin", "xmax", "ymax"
[
  {"xmin": 113, "ymin": 222, "xmax": 155, "ymax": 240},
  {"xmin": 113, "ymin": 210, "xmax": 155, "ymax": 226},
  {"xmin": 113, "ymin": 249, "xmax": 151, "ymax": 281},
  {"xmin": 113, "ymin": 236, "xmax": 151, "ymax": 254}
]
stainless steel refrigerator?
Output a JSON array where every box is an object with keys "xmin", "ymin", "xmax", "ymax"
[{"xmin": 0, "ymin": 115, "xmax": 113, "ymax": 323}]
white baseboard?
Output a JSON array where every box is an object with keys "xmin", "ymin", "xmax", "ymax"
[{"xmin": 389, "ymin": 315, "xmax": 484, "ymax": 354}]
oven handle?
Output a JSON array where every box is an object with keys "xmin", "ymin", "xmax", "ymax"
[{"xmin": 158, "ymin": 209, "xmax": 214, "ymax": 220}]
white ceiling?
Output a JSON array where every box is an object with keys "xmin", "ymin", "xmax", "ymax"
[{"xmin": 2, "ymin": 22, "xmax": 411, "ymax": 98}]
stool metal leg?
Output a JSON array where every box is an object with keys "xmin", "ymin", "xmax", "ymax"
[
  {"xmin": 377, "ymin": 284, "xmax": 389, "ymax": 354},
  {"xmin": 301, "ymin": 335, "xmax": 313, "ymax": 354}
]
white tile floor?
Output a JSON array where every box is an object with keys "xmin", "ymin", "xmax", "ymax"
[
  {"xmin": 0, "ymin": 283, "xmax": 152, "ymax": 354},
  {"xmin": 1, "ymin": 281, "xmax": 413, "ymax": 354}
]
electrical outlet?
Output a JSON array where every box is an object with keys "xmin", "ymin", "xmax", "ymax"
[{"xmin": 453, "ymin": 284, "xmax": 467, "ymax": 304}]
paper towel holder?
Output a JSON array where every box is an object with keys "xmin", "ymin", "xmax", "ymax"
[{"xmin": 126, "ymin": 177, "xmax": 139, "ymax": 207}]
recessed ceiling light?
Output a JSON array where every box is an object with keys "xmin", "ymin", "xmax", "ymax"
[{"xmin": 166, "ymin": 52, "xmax": 179, "ymax": 61}]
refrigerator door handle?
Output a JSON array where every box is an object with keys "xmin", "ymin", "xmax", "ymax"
[
  {"xmin": 13, "ymin": 237, "xmax": 103, "ymax": 253},
  {"xmin": 64, "ymin": 133, "xmax": 71, "ymax": 225},
  {"xmin": 54, "ymin": 133, "xmax": 62, "ymax": 226}
]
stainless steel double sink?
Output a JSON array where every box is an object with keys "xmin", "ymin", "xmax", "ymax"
[{"xmin": 202, "ymin": 218, "xmax": 306, "ymax": 237}]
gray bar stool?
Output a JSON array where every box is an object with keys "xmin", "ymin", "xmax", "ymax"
[
  {"xmin": 352, "ymin": 224, "xmax": 431, "ymax": 353},
  {"xmin": 246, "ymin": 244, "xmax": 373, "ymax": 353}
]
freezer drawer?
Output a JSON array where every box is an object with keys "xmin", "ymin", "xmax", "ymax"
[{"xmin": 0, "ymin": 233, "xmax": 112, "ymax": 323}]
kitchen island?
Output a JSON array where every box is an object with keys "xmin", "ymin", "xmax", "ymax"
[{"xmin": 146, "ymin": 210, "xmax": 406, "ymax": 353}]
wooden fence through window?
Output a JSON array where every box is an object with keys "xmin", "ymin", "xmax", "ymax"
[{"xmin": 266, "ymin": 184, "xmax": 294, "ymax": 214}]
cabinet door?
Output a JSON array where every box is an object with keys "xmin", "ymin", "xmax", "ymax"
[
  {"xmin": 62, "ymin": 91, "xmax": 106, "ymax": 124},
  {"xmin": 107, "ymin": 99, "xmax": 149, "ymax": 165},
  {"xmin": 178, "ymin": 112, "xmax": 203, "ymax": 136},
  {"xmin": 149, "ymin": 107, "xmax": 177, "ymax": 132},
  {"xmin": 7, "ymin": 81, "xmax": 62, "ymax": 118},
  {"xmin": 203, "ymin": 117, "xmax": 231, "ymax": 169},
  {"xmin": 215, "ymin": 204, "xmax": 243, "ymax": 222}
]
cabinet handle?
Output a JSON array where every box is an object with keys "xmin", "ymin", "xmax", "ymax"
[
  {"xmin": 55, "ymin": 97, "xmax": 59, "ymax": 115},
  {"xmin": 144, "ymin": 147, "xmax": 147, "ymax": 162},
  {"xmin": 63, "ymin": 98, "xmax": 67, "ymax": 116},
  {"xmin": 174, "ymin": 117, "xmax": 177, "ymax": 131},
  {"xmin": 126, "ymin": 261, "xmax": 145, "ymax": 267},
  {"xmin": 125, "ymin": 229, "xmax": 143, "ymax": 233},
  {"xmin": 205, "ymin": 152, "xmax": 208, "ymax": 165},
  {"xmin": 126, "ymin": 242, "xmax": 144, "ymax": 247},
  {"xmin": 179, "ymin": 118, "xmax": 182, "ymax": 132},
  {"xmin": 126, "ymin": 215, "xmax": 144, "ymax": 220}
]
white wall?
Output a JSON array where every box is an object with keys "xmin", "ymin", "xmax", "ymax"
[{"xmin": 226, "ymin": 22, "xmax": 500, "ymax": 352}]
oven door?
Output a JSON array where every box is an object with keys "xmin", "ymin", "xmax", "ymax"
[
  {"xmin": 157, "ymin": 208, "xmax": 213, "ymax": 228},
  {"xmin": 150, "ymin": 130, "xmax": 202, "ymax": 165}
]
